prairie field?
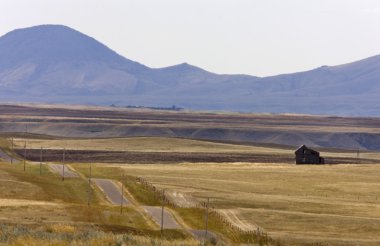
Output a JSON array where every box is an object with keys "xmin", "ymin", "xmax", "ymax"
[
  {"xmin": 6, "ymin": 134, "xmax": 380, "ymax": 245},
  {"xmin": 0, "ymin": 157, "xmax": 198, "ymax": 245},
  {"xmin": 12, "ymin": 137, "xmax": 287, "ymax": 153},
  {"xmin": 2, "ymin": 104, "xmax": 380, "ymax": 245},
  {"xmin": 103, "ymin": 162, "xmax": 380, "ymax": 245},
  {"xmin": 12, "ymin": 136, "xmax": 380, "ymax": 164},
  {"xmin": 3, "ymin": 104, "xmax": 380, "ymax": 150}
]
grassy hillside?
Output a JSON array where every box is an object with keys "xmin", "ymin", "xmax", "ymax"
[
  {"xmin": 12, "ymin": 136, "xmax": 380, "ymax": 164},
  {"xmin": 12, "ymin": 137, "xmax": 286, "ymax": 153},
  {"xmin": 2, "ymin": 110, "xmax": 380, "ymax": 246},
  {"xmin": 0, "ymin": 141, "xmax": 202, "ymax": 245},
  {"xmin": 3, "ymin": 104, "xmax": 380, "ymax": 150},
  {"xmin": 1, "ymin": 137, "xmax": 276, "ymax": 245},
  {"xmin": 99, "ymin": 163, "xmax": 380, "ymax": 245}
]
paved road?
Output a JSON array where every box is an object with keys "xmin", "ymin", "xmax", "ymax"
[
  {"xmin": 142, "ymin": 206, "xmax": 180, "ymax": 229},
  {"xmin": 48, "ymin": 164, "xmax": 79, "ymax": 178},
  {"xmin": 93, "ymin": 179, "xmax": 129, "ymax": 206},
  {"xmin": 0, "ymin": 149, "xmax": 19, "ymax": 163}
]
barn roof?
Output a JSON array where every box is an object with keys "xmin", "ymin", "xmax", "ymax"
[{"xmin": 295, "ymin": 145, "xmax": 319, "ymax": 155}]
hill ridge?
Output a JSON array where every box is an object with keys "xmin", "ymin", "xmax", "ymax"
[{"xmin": 0, "ymin": 24, "xmax": 380, "ymax": 116}]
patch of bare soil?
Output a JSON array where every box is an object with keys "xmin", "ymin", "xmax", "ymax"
[
  {"xmin": 16, "ymin": 149, "xmax": 294, "ymax": 163},
  {"xmin": 16, "ymin": 149, "xmax": 375, "ymax": 164}
]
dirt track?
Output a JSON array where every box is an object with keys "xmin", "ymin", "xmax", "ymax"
[{"xmin": 93, "ymin": 179, "xmax": 129, "ymax": 205}]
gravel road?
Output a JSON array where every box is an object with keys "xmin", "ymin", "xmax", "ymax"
[
  {"xmin": 142, "ymin": 206, "xmax": 180, "ymax": 229},
  {"xmin": 93, "ymin": 179, "xmax": 129, "ymax": 205},
  {"xmin": 48, "ymin": 164, "xmax": 79, "ymax": 178},
  {"xmin": 0, "ymin": 149, "xmax": 18, "ymax": 163}
]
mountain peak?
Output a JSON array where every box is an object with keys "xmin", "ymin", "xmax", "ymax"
[
  {"xmin": 158, "ymin": 62, "xmax": 211, "ymax": 75},
  {"xmin": 1, "ymin": 25, "xmax": 380, "ymax": 116},
  {"xmin": 178, "ymin": 62, "xmax": 191, "ymax": 67},
  {"xmin": 0, "ymin": 24, "xmax": 127, "ymax": 65}
]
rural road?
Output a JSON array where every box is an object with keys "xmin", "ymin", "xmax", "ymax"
[
  {"xmin": 93, "ymin": 179, "xmax": 129, "ymax": 206},
  {"xmin": 142, "ymin": 206, "xmax": 180, "ymax": 229},
  {"xmin": 0, "ymin": 149, "xmax": 19, "ymax": 163},
  {"xmin": 48, "ymin": 164, "xmax": 79, "ymax": 178}
]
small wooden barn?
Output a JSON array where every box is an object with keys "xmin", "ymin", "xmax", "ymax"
[{"xmin": 295, "ymin": 145, "xmax": 325, "ymax": 164}]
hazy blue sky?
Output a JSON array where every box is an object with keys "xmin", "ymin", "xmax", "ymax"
[{"xmin": 1, "ymin": 0, "xmax": 380, "ymax": 76}]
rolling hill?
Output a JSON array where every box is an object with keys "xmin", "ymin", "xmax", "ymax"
[{"xmin": 0, "ymin": 25, "xmax": 379, "ymax": 116}]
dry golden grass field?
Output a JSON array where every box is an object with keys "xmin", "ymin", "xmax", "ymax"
[
  {"xmin": 2, "ymin": 104, "xmax": 380, "ymax": 150},
  {"xmin": 12, "ymin": 137, "xmax": 278, "ymax": 153},
  {"xmin": 0, "ymin": 158, "xmax": 207, "ymax": 245},
  {"xmin": 17, "ymin": 135, "xmax": 380, "ymax": 245},
  {"xmin": 2, "ymin": 104, "xmax": 380, "ymax": 245},
  {"xmin": 12, "ymin": 136, "xmax": 380, "ymax": 164},
  {"xmin": 101, "ymin": 162, "xmax": 380, "ymax": 245}
]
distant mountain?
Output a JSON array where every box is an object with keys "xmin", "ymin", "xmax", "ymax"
[{"xmin": 0, "ymin": 25, "xmax": 379, "ymax": 116}]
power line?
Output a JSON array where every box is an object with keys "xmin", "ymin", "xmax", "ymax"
[
  {"xmin": 161, "ymin": 188, "xmax": 166, "ymax": 237},
  {"xmin": 23, "ymin": 141, "xmax": 26, "ymax": 171},
  {"xmin": 10, "ymin": 138, "xmax": 14, "ymax": 164},
  {"xmin": 62, "ymin": 148, "xmax": 65, "ymax": 181},
  {"xmin": 120, "ymin": 174, "xmax": 124, "ymax": 214},
  {"xmin": 40, "ymin": 147, "xmax": 43, "ymax": 175},
  {"xmin": 205, "ymin": 197, "xmax": 210, "ymax": 241},
  {"xmin": 88, "ymin": 162, "xmax": 92, "ymax": 206}
]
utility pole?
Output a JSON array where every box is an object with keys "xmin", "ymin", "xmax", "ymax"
[
  {"xmin": 40, "ymin": 147, "xmax": 43, "ymax": 175},
  {"xmin": 161, "ymin": 188, "xmax": 166, "ymax": 237},
  {"xmin": 357, "ymin": 148, "xmax": 360, "ymax": 164},
  {"xmin": 10, "ymin": 138, "xmax": 14, "ymax": 164},
  {"xmin": 62, "ymin": 149, "xmax": 65, "ymax": 181},
  {"xmin": 120, "ymin": 174, "xmax": 124, "ymax": 214},
  {"xmin": 23, "ymin": 141, "xmax": 26, "ymax": 171},
  {"xmin": 205, "ymin": 197, "xmax": 210, "ymax": 240},
  {"xmin": 88, "ymin": 163, "xmax": 92, "ymax": 206}
]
